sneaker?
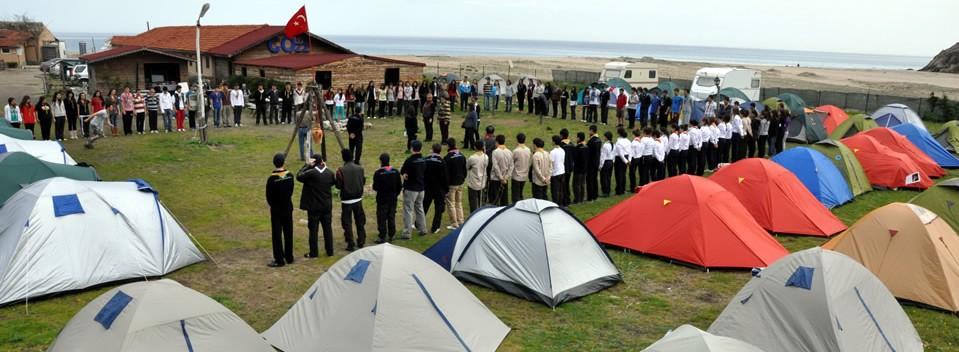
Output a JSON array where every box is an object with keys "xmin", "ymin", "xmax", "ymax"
[
  {"xmin": 303, "ymin": 253, "xmax": 318, "ymax": 259},
  {"xmin": 267, "ymin": 261, "xmax": 285, "ymax": 268},
  {"xmin": 432, "ymin": 228, "xmax": 442, "ymax": 234},
  {"xmin": 446, "ymin": 225, "xmax": 458, "ymax": 230},
  {"xmin": 374, "ymin": 238, "xmax": 387, "ymax": 244}
]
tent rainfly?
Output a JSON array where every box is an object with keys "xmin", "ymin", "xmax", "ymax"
[
  {"xmin": 934, "ymin": 120, "xmax": 959, "ymax": 153},
  {"xmin": 0, "ymin": 151, "xmax": 99, "ymax": 204},
  {"xmin": 786, "ymin": 108, "xmax": 829, "ymax": 144},
  {"xmin": 891, "ymin": 123, "xmax": 959, "ymax": 168},
  {"xmin": 587, "ymin": 175, "xmax": 788, "ymax": 268},
  {"xmin": 48, "ymin": 279, "xmax": 274, "ymax": 352},
  {"xmin": 816, "ymin": 105, "xmax": 849, "ymax": 134},
  {"xmin": 0, "ymin": 125, "xmax": 33, "ymax": 140},
  {"xmin": 262, "ymin": 244, "xmax": 510, "ymax": 352},
  {"xmin": 0, "ymin": 178, "xmax": 204, "ymax": 305},
  {"xmin": 0, "ymin": 134, "xmax": 76, "ymax": 165},
  {"xmin": 862, "ymin": 127, "xmax": 946, "ymax": 178},
  {"xmin": 810, "ymin": 139, "xmax": 872, "ymax": 197},
  {"xmin": 708, "ymin": 247, "xmax": 923, "ymax": 352},
  {"xmin": 642, "ymin": 324, "xmax": 766, "ymax": 352},
  {"xmin": 424, "ymin": 199, "xmax": 621, "ymax": 307},
  {"xmin": 823, "ymin": 203, "xmax": 959, "ymax": 312},
  {"xmin": 711, "ymin": 158, "xmax": 847, "ymax": 236},
  {"xmin": 872, "ymin": 103, "xmax": 926, "ymax": 131},
  {"xmin": 771, "ymin": 147, "xmax": 854, "ymax": 208},
  {"xmin": 841, "ymin": 134, "xmax": 933, "ymax": 190},
  {"xmin": 829, "ymin": 114, "xmax": 877, "ymax": 140},
  {"xmin": 777, "ymin": 93, "xmax": 806, "ymax": 118},
  {"xmin": 910, "ymin": 178, "xmax": 959, "ymax": 234}
]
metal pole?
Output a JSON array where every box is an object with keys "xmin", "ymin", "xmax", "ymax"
[{"xmin": 196, "ymin": 21, "xmax": 207, "ymax": 143}]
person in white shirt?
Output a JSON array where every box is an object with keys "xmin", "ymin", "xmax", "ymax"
[
  {"xmin": 704, "ymin": 96, "xmax": 717, "ymax": 120},
  {"xmin": 678, "ymin": 125, "xmax": 690, "ymax": 174},
  {"xmin": 629, "ymin": 129, "xmax": 644, "ymax": 191},
  {"xmin": 600, "ymin": 131, "xmax": 615, "ymax": 197},
  {"xmin": 230, "ymin": 84, "xmax": 245, "ymax": 127},
  {"xmin": 637, "ymin": 128, "xmax": 657, "ymax": 186},
  {"xmin": 612, "ymin": 128, "xmax": 632, "ymax": 195},
  {"xmin": 549, "ymin": 135, "xmax": 567, "ymax": 204},
  {"xmin": 758, "ymin": 110, "xmax": 771, "ymax": 158},
  {"xmin": 652, "ymin": 130, "xmax": 667, "ymax": 181},
  {"xmin": 716, "ymin": 117, "xmax": 729, "ymax": 164},
  {"xmin": 588, "ymin": 87, "xmax": 600, "ymax": 123},
  {"xmin": 667, "ymin": 127, "xmax": 682, "ymax": 177},
  {"xmin": 688, "ymin": 121, "xmax": 704, "ymax": 176},
  {"xmin": 742, "ymin": 110, "xmax": 754, "ymax": 158},
  {"xmin": 159, "ymin": 87, "xmax": 174, "ymax": 132},
  {"xmin": 708, "ymin": 119, "xmax": 721, "ymax": 170},
  {"xmin": 724, "ymin": 117, "xmax": 734, "ymax": 163},
  {"xmin": 334, "ymin": 90, "xmax": 347, "ymax": 122},
  {"xmin": 730, "ymin": 109, "xmax": 744, "ymax": 162},
  {"xmin": 656, "ymin": 131, "xmax": 670, "ymax": 180}
]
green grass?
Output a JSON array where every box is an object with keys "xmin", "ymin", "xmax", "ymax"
[{"xmin": 1, "ymin": 109, "xmax": 958, "ymax": 351}]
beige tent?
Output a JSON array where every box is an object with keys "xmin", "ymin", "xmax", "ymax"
[
  {"xmin": 823, "ymin": 202, "xmax": 959, "ymax": 312},
  {"xmin": 48, "ymin": 279, "xmax": 273, "ymax": 352},
  {"xmin": 642, "ymin": 325, "xmax": 766, "ymax": 352}
]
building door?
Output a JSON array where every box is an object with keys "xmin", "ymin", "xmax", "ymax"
[
  {"xmin": 384, "ymin": 68, "xmax": 400, "ymax": 85},
  {"xmin": 315, "ymin": 71, "xmax": 332, "ymax": 90},
  {"xmin": 143, "ymin": 63, "xmax": 180, "ymax": 87}
]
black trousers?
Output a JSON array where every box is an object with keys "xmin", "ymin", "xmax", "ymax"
[
  {"xmin": 527, "ymin": 97, "xmax": 534, "ymax": 113},
  {"xmin": 488, "ymin": 180, "xmax": 508, "ymax": 206},
  {"xmin": 123, "ymin": 111, "xmax": 133, "ymax": 135},
  {"xmin": 423, "ymin": 191, "xmax": 446, "ymax": 232},
  {"xmin": 552, "ymin": 100, "xmax": 559, "ymax": 118},
  {"xmin": 532, "ymin": 183, "xmax": 548, "ymax": 200},
  {"xmin": 561, "ymin": 99, "xmax": 568, "ymax": 119},
  {"xmin": 757, "ymin": 135, "xmax": 768, "ymax": 158},
  {"xmin": 745, "ymin": 135, "xmax": 756, "ymax": 158},
  {"xmin": 629, "ymin": 158, "xmax": 641, "ymax": 191},
  {"xmin": 233, "ymin": 106, "xmax": 243, "ymax": 125},
  {"xmin": 378, "ymin": 101, "xmax": 387, "ymax": 117},
  {"xmin": 307, "ymin": 210, "xmax": 333, "ymax": 257},
  {"xmin": 550, "ymin": 175, "xmax": 566, "ymax": 204},
  {"xmin": 586, "ymin": 166, "xmax": 599, "ymax": 201},
  {"xmin": 667, "ymin": 151, "xmax": 679, "ymax": 177},
  {"xmin": 563, "ymin": 169, "xmax": 573, "ymax": 206},
  {"xmin": 148, "ymin": 110, "xmax": 160, "ymax": 131},
  {"xmin": 423, "ymin": 118, "xmax": 434, "ymax": 141},
  {"xmin": 349, "ymin": 138, "xmax": 363, "ymax": 163},
  {"xmin": 255, "ymin": 105, "xmax": 267, "ymax": 124},
  {"xmin": 39, "ymin": 116, "xmax": 52, "ymax": 140},
  {"xmin": 601, "ymin": 105, "xmax": 609, "ymax": 124},
  {"xmin": 439, "ymin": 119, "xmax": 450, "ymax": 143},
  {"xmin": 341, "ymin": 202, "xmax": 366, "ymax": 248},
  {"xmin": 651, "ymin": 159, "xmax": 665, "ymax": 181},
  {"xmin": 572, "ymin": 172, "xmax": 585, "ymax": 203},
  {"xmin": 731, "ymin": 133, "xmax": 743, "ymax": 162},
  {"xmin": 54, "ymin": 116, "xmax": 65, "ymax": 140},
  {"xmin": 719, "ymin": 139, "xmax": 730, "ymax": 164},
  {"xmin": 614, "ymin": 158, "xmax": 627, "ymax": 195},
  {"xmin": 270, "ymin": 209, "xmax": 294, "ymax": 264},
  {"xmin": 282, "ymin": 106, "xmax": 293, "ymax": 124},
  {"xmin": 696, "ymin": 148, "xmax": 707, "ymax": 175},
  {"xmin": 463, "ymin": 128, "xmax": 477, "ymax": 150},
  {"xmin": 376, "ymin": 198, "xmax": 397, "ymax": 241},
  {"xmin": 270, "ymin": 105, "xmax": 280, "ymax": 124},
  {"xmin": 460, "ymin": 95, "xmax": 469, "ymax": 111},
  {"xmin": 517, "ymin": 94, "xmax": 525, "ymax": 111},
  {"xmin": 628, "ymin": 109, "xmax": 636, "ymax": 129},
  {"xmin": 366, "ymin": 100, "xmax": 376, "ymax": 117},
  {"xmin": 687, "ymin": 149, "xmax": 699, "ymax": 176},
  {"xmin": 511, "ymin": 180, "xmax": 526, "ymax": 203},
  {"xmin": 600, "ymin": 160, "xmax": 613, "ymax": 196},
  {"xmin": 468, "ymin": 188, "xmax": 483, "ymax": 212},
  {"xmin": 678, "ymin": 150, "xmax": 688, "ymax": 174},
  {"xmin": 406, "ymin": 128, "xmax": 417, "ymax": 152},
  {"xmin": 136, "ymin": 112, "xmax": 145, "ymax": 133}
]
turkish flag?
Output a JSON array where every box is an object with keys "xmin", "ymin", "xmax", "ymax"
[{"xmin": 284, "ymin": 6, "xmax": 309, "ymax": 39}]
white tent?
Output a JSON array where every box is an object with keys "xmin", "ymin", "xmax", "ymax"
[
  {"xmin": 0, "ymin": 178, "xmax": 204, "ymax": 305},
  {"xmin": 262, "ymin": 244, "xmax": 509, "ymax": 352},
  {"xmin": 49, "ymin": 279, "xmax": 273, "ymax": 352},
  {"xmin": 642, "ymin": 325, "xmax": 766, "ymax": 352},
  {"xmin": 0, "ymin": 134, "xmax": 76, "ymax": 165},
  {"xmin": 708, "ymin": 247, "xmax": 922, "ymax": 352},
  {"xmin": 872, "ymin": 103, "xmax": 926, "ymax": 131},
  {"xmin": 423, "ymin": 199, "xmax": 621, "ymax": 307}
]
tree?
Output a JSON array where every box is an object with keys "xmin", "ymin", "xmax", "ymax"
[{"xmin": 0, "ymin": 13, "xmax": 45, "ymax": 39}]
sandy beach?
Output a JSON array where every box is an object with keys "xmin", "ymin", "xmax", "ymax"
[{"xmin": 390, "ymin": 55, "xmax": 959, "ymax": 99}]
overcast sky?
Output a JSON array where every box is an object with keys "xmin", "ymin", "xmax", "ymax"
[{"xmin": 3, "ymin": 0, "xmax": 956, "ymax": 57}]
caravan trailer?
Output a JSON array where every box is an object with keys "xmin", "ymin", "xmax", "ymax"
[
  {"xmin": 689, "ymin": 68, "xmax": 762, "ymax": 101},
  {"xmin": 599, "ymin": 62, "xmax": 658, "ymax": 89}
]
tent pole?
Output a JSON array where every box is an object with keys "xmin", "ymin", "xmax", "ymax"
[{"xmin": 163, "ymin": 201, "xmax": 220, "ymax": 266}]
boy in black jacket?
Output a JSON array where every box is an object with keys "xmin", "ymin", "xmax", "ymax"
[
  {"xmin": 423, "ymin": 143, "xmax": 449, "ymax": 233},
  {"xmin": 444, "ymin": 138, "xmax": 467, "ymax": 229},
  {"xmin": 347, "ymin": 112, "xmax": 364, "ymax": 163},
  {"xmin": 266, "ymin": 153, "xmax": 294, "ymax": 267},
  {"xmin": 335, "ymin": 149, "xmax": 366, "ymax": 251},
  {"xmin": 373, "ymin": 153, "xmax": 402, "ymax": 243}
]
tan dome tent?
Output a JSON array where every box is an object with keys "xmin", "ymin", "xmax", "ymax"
[
  {"xmin": 823, "ymin": 203, "xmax": 959, "ymax": 312},
  {"xmin": 708, "ymin": 247, "xmax": 922, "ymax": 352},
  {"xmin": 262, "ymin": 244, "xmax": 509, "ymax": 352},
  {"xmin": 48, "ymin": 279, "xmax": 273, "ymax": 352},
  {"xmin": 642, "ymin": 324, "xmax": 766, "ymax": 352}
]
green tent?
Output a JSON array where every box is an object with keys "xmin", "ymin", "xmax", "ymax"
[
  {"xmin": 828, "ymin": 114, "xmax": 878, "ymax": 140},
  {"xmin": 777, "ymin": 93, "xmax": 806, "ymax": 118},
  {"xmin": 652, "ymin": 81, "xmax": 682, "ymax": 94},
  {"xmin": 718, "ymin": 87, "xmax": 750, "ymax": 103},
  {"xmin": 787, "ymin": 109, "xmax": 829, "ymax": 144},
  {"xmin": 0, "ymin": 152, "xmax": 99, "ymax": 204},
  {"xmin": 811, "ymin": 139, "xmax": 872, "ymax": 197},
  {"xmin": 934, "ymin": 120, "xmax": 959, "ymax": 153},
  {"xmin": 605, "ymin": 78, "xmax": 633, "ymax": 92},
  {"xmin": 0, "ymin": 119, "xmax": 9, "ymax": 128},
  {"xmin": 910, "ymin": 178, "xmax": 959, "ymax": 233},
  {"xmin": 762, "ymin": 97, "xmax": 784, "ymax": 111},
  {"xmin": 0, "ymin": 125, "xmax": 34, "ymax": 140}
]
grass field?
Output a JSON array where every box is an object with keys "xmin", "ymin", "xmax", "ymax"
[{"xmin": 1, "ymin": 109, "xmax": 957, "ymax": 351}]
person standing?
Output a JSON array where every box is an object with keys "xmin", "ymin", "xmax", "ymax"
[
  {"xmin": 627, "ymin": 88, "xmax": 639, "ymax": 129},
  {"xmin": 559, "ymin": 86, "xmax": 569, "ymax": 119},
  {"xmin": 758, "ymin": 110, "xmax": 770, "ymax": 158},
  {"xmin": 629, "ymin": 129, "xmax": 644, "ymax": 191},
  {"xmin": 730, "ymin": 108, "xmax": 744, "ymax": 162},
  {"xmin": 404, "ymin": 104, "xmax": 418, "ymax": 153},
  {"xmin": 530, "ymin": 138, "xmax": 552, "ymax": 200},
  {"xmin": 52, "ymin": 92, "xmax": 66, "ymax": 141},
  {"xmin": 64, "ymin": 91, "xmax": 78, "ymax": 139},
  {"xmin": 492, "ymin": 81, "xmax": 501, "ymax": 112},
  {"xmin": 459, "ymin": 79, "xmax": 472, "ymax": 112},
  {"xmin": 586, "ymin": 125, "xmax": 602, "ymax": 201},
  {"xmin": 173, "ymin": 85, "xmax": 186, "ymax": 132},
  {"xmin": 777, "ymin": 104, "xmax": 790, "ymax": 155},
  {"xmin": 36, "ymin": 96, "xmax": 51, "ymax": 140},
  {"xmin": 639, "ymin": 88, "xmax": 651, "ymax": 128},
  {"xmin": 511, "ymin": 133, "xmax": 531, "ymax": 203},
  {"xmin": 652, "ymin": 130, "xmax": 667, "ymax": 181},
  {"xmin": 600, "ymin": 131, "xmax": 615, "ymax": 197},
  {"xmin": 648, "ymin": 91, "xmax": 661, "ymax": 130},
  {"xmin": 549, "ymin": 135, "xmax": 567, "ymax": 204},
  {"xmin": 717, "ymin": 116, "xmax": 730, "ymax": 163},
  {"xmin": 401, "ymin": 141, "xmax": 428, "ymax": 239},
  {"xmin": 146, "ymin": 88, "xmax": 160, "ymax": 133},
  {"xmin": 120, "ymin": 88, "xmax": 134, "ymax": 135},
  {"xmin": 599, "ymin": 87, "xmax": 611, "ymax": 125},
  {"xmin": 678, "ymin": 125, "xmax": 690, "ymax": 174},
  {"xmin": 230, "ymin": 84, "xmax": 245, "ymax": 127},
  {"xmin": 742, "ymin": 110, "xmax": 755, "ymax": 158},
  {"xmin": 526, "ymin": 82, "xmax": 535, "ymax": 114},
  {"xmin": 133, "ymin": 91, "xmax": 145, "ymax": 134},
  {"xmin": 159, "ymin": 87, "xmax": 174, "ymax": 132},
  {"xmin": 659, "ymin": 91, "xmax": 671, "ymax": 129},
  {"xmin": 572, "ymin": 132, "xmax": 588, "ymax": 203},
  {"xmin": 689, "ymin": 120, "xmax": 704, "ymax": 176},
  {"xmin": 335, "ymin": 149, "xmax": 367, "ymax": 251},
  {"xmin": 265, "ymin": 153, "xmax": 295, "ymax": 267},
  {"xmin": 373, "ymin": 153, "xmax": 402, "ymax": 243},
  {"xmin": 19, "ymin": 96, "xmax": 35, "ymax": 135},
  {"xmin": 444, "ymin": 139, "xmax": 467, "ymax": 229},
  {"xmin": 489, "ymin": 134, "xmax": 514, "ymax": 206},
  {"xmin": 281, "ymin": 84, "xmax": 294, "ymax": 125},
  {"xmin": 504, "ymin": 80, "xmax": 514, "ymax": 112},
  {"xmin": 613, "ymin": 128, "xmax": 632, "ymax": 195},
  {"xmin": 365, "ymin": 81, "xmax": 377, "ymax": 117},
  {"xmin": 615, "ymin": 88, "xmax": 628, "ymax": 126},
  {"xmin": 209, "ymin": 85, "xmax": 225, "ymax": 127},
  {"xmin": 347, "ymin": 111, "xmax": 364, "ymax": 163},
  {"xmin": 437, "ymin": 92, "xmax": 451, "ymax": 142},
  {"xmin": 482, "ymin": 79, "xmax": 492, "ymax": 112},
  {"xmin": 462, "ymin": 104, "xmax": 479, "ymax": 150},
  {"xmin": 296, "ymin": 102, "xmax": 313, "ymax": 162},
  {"xmin": 559, "ymin": 129, "xmax": 575, "ymax": 206},
  {"xmin": 297, "ymin": 154, "xmax": 336, "ymax": 258},
  {"xmin": 588, "ymin": 86, "xmax": 599, "ymax": 123},
  {"xmin": 466, "ymin": 140, "xmax": 489, "ymax": 212},
  {"xmin": 671, "ymin": 89, "xmax": 684, "ymax": 125},
  {"xmin": 422, "ymin": 95, "xmax": 435, "ymax": 142},
  {"xmin": 268, "ymin": 85, "xmax": 281, "ymax": 124},
  {"xmin": 333, "ymin": 89, "xmax": 346, "ymax": 122},
  {"xmin": 423, "ymin": 143, "xmax": 449, "ymax": 233},
  {"xmin": 516, "ymin": 80, "xmax": 526, "ymax": 112},
  {"xmin": 251, "ymin": 85, "xmax": 267, "ymax": 125},
  {"xmin": 77, "ymin": 93, "xmax": 90, "ymax": 138},
  {"xmin": 377, "ymin": 84, "xmax": 388, "ymax": 118},
  {"xmin": 186, "ymin": 85, "xmax": 198, "ymax": 130},
  {"xmin": 5, "ymin": 97, "xmax": 22, "ymax": 128},
  {"xmin": 708, "ymin": 118, "xmax": 721, "ymax": 170}
]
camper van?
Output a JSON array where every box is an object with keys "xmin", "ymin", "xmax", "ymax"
[
  {"xmin": 599, "ymin": 62, "xmax": 658, "ymax": 89},
  {"xmin": 689, "ymin": 68, "xmax": 762, "ymax": 101}
]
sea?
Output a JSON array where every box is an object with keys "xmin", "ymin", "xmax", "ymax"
[{"xmin": 59, "ymin": 32, "xmax": 930, "ymax": 70}]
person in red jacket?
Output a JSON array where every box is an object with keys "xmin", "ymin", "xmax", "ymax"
[
  {"xmin": 19, "ymin": 96, "xmax": 36, "ymax": 136},
  {"xmin": 615, "ymin": 88, "xmax": 628, "ymax": 127}
]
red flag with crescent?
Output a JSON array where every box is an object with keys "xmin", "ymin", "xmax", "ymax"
[{"xmin": 284, "ymin": 6, "xmax": 309, "ymax": 39}]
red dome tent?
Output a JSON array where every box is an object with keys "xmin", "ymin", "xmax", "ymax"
[
  {"xmin": 585, "ymin": 175, "xmax": 788, "ymax": 269},
  {"xmin": 841, "ymin": 134, "xmax": 933, "ymax": 190},
  {"xmin": 862, "ymin": 127, "xmax": 946, "ymax": 178},
  {"xmin": 816, "ymin": 105, "xmax": 849, "ymax": 134},
  {"xmin": 710, "ymin": 158, "xmax": 847, "ymax": 237}
]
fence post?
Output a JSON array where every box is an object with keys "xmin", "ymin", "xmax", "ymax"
[
  {"xmin": 865, "ymin": 90, "xmax": 870, "ymax": 112},
  {"xmin": 917, "ymin": 97, "xmax": 923, "ymax": 115},
  {"xmin": 817, "ymin": 90, "xmax": 822, "ymax": 106}
]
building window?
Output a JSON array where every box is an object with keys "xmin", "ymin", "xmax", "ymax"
[
  {"xmin": 624, "ymin": 70, "xmax": 632, "ymax": 79},
  {"xmin": 259, "ymin": 69, "xmax": 265, "ymax": 78},
  {"xmin": 0, "ymin": 48, "xmax": 10, "ymax": 53},
  {"xmin": 205, "ymin": 56, "xmax": 210, "ymax": 68},
  {"xmin": 241, "ymin": 67, "xmax": 247, "ymax": 77},
  {"xmin": 649, "ymin": 70, "xmax": 657, "ymax": 79}
]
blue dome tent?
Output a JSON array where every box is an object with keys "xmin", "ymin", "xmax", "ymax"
[
  {"xmin": 772, "ymin": 147, "xmax": 854, "ymax": 208},
  {"xmin": 891, "ymin": 123, "xmax": 959, "ymax": 168}
]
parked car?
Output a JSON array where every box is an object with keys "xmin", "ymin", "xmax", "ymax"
[
  {"xmin": 71, "ymin": 64, "xmax": 89, "ymax": 83},
  {"xmin": 40, "ymin": 58, "xmax": 62, "ymax": 73}
]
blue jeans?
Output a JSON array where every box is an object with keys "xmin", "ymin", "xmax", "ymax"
[
  {"xmin": 768, "ymin": 134, "xmax": 779, "ymax": 156},
  {"xmin": 298, "ymin": 127, "xmax": 310, "ymax": 161},
  {"xmin": 213, "ymin": 107, "xmax": 222, "ymax": 127},
  {"xmin": 163, "ymin": 109, "xmax": 173, "ymax": 132},
  {"xmin": 483, "ymin": 94, "xmax": 491, "ymax": 111}
]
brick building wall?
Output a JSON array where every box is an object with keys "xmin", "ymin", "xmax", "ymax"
[
  {"xmin": 90, "ymin": 52, "xmax": 190, "ymax": 90},
  {"xmin": 232, "ymin": 36, "xmax": 342, "ymax": 62},
  {"xmin": 233, "ymin": 56, "xmax": 424, "ymax": 90}
]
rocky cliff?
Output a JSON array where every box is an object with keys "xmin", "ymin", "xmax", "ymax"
[{"xmin": 921, "ymin": 42, "xmax": 959, "ymax": 73}]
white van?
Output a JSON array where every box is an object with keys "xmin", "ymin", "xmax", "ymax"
[
  {"xmin": 599, "ymin": 62, "xmax": 658, "ymax": 89},
  {"xmin": 689, "ymin": 67, "xmax": 762, "ymax": 101}
]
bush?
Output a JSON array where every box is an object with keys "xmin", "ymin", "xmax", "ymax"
[{"xmin": 925, "ymin": 93, "xmax": 959, "ymax": 122}]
